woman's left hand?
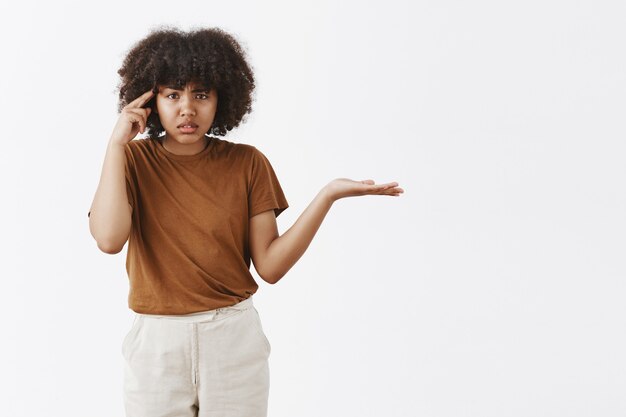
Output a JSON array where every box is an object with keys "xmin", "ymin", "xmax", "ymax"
[{"xmin": 323, "ymin": 178, "xmax": 404, "ymax": 203}]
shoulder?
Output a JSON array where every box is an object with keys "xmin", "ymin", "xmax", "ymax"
[
  {"xmin": 122, "ymin": 138, "xmax": 159, "ymax": 172},
  {"xmin": 220, "ymin": 140, "xmax": 266, "ymax": 163},
  {"xmin": 124, "ymin": 137, "xmax": 153, "ymax": 155},
  {"xmin": 229, "ymin": 141, "xmax": 259, "ymax": 155}
]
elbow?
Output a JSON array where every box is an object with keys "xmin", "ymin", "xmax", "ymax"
[
  {"xmin": 94, "ymin": 232, "xmax": 128, "ymax": 254},
  {"xmin": 89, "ymin": 218, "xmax": 131, "ymax": 255},
  {"xmin": 263, "ymin": 271, "xmax": 285, "ymax": 285},
  {"xmin": 97, "ymin": 240, "xmax": 125, "ymax": 254},
  {"xmin": 257, "ymin": 268, "xmax": 277, "ymax": 285},
  {"xmin": 255, "ymin": 263, "xmax": 275, "ymax": 285}
]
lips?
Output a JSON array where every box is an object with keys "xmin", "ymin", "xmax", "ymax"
[{"xmin": 177, "ymin": 121, "xmax": 198, "ymax": 128}]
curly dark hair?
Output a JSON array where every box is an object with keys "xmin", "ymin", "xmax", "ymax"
[{"xmin": 116, "ymin": 26, "xmax": 256, "ymax": 138}]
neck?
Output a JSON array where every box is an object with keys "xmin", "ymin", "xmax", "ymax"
[{"xmin": 162, "ymin": 135, "xmax": 208, "ymax": 155}]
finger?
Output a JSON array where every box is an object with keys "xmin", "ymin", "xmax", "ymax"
[
  {"xmin": 126, "ymin": 106, "xmax": 151, "ymax": 116},
  {"xmin": 126, "ymin": 108, "xmax": 148, "ymax": 122},
  {"xmin": 386, "ymin": 185, "xmax": 403, "ymax": 192},
  {"xmin": 379, "ymin": 186, "xmax": 404, "ymax": 196},
  {"xmin": 138, "ymin": 107, "xmax": 152, "ymax": 118},
  {"xmin": 379, "ymin": 184, "xmax": 396, "ymax": 190},
  {"xmin": 127, "ymin": 89, "xmax": 155, "ymax": 109},
  {"xmin": 125, "ymin": 108, "xmax": 148, "ymax": 132},
  {"xmin": 372, "ymin": 182, "xmax": 398, "ymax": 190}
]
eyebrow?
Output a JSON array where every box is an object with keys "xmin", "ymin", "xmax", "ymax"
[{"xmin": 164, "ymin": 85, "xmax": 210, "ymax": 92}]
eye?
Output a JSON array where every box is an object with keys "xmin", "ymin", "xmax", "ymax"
[
  {"xmin": 166, "ymin": 93, "xmax": 179, "ymax": 99},
  {"xmin": 196, "ymin": 93, "xmax": 209, "ymax": 99}
]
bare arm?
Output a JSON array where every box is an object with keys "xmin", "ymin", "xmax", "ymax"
[
  {"xmin": 249, "ymin": 179, "xmax": 404, "ymax": 284},
  {"xmin": 88, "ymin": 142, "xmax": 133, "ymax": 254},
  {"xmin": 88, "ymin": 89, "xmax": 154, "ymax": 254}
]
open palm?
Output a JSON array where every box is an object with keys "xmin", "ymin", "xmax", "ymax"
[{"xmin": 325, "ymin": 178, "xmax": 404, "ymax": 202}]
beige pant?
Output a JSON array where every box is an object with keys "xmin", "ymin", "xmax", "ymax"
[{"xmin": 122, "ymin": 296, "xmax": 271, "ymax": 417}]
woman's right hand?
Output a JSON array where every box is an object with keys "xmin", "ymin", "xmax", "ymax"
[{"xmin": 109, "ymin": 89, "xmax": 155, "ymax": 147}]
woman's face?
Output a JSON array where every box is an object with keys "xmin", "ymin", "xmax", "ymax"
[{"xmin": 155, "ymin": 81, "xmax": 218, "ymax": 149}]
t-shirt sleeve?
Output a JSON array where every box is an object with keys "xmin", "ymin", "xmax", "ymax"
[
  {"xmin": 248, "ymin": 147, "xmax": 289, "ymax": 218},
  {"xmin": 87, "ymin": 143, "xmax": 136, "ymax": 218}
]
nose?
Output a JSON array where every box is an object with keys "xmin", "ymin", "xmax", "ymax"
[{"xmin": 179, "ymin": 94, "xmax": 196, "ymax": 117}]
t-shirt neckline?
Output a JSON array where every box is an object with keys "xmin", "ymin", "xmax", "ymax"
[{"xmin": 153, "ymin": 136, "xmax": 215, "ymax": 161}]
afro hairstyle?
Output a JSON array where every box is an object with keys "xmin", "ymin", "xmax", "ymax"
[{"xmin": 116, "ymin": 26, "xmax": 256, "ymax": 139}]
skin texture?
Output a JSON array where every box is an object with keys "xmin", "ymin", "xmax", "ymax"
[
  {"xmin": 250, "ymin": 180, "xmax": 403, "ymax": 284},
  {"xmin": 120, "ymin": 83, "xmax": 406, "ymax": 283},
  {"xmin": 91, "ymin": 85, "xmax": 406, "ymax": 271},
  {"xmin": 92, "ymin": 27, "xmax": 406, "ymax": 270},
  {"xmin": 115, "ymin": 27, "xmax": 254, "ymax": 139},
  {"xmin": 91, "ymin": 87, "xmax": 405, "ymax": 272},
  {"xmin": 155, "ymin": 82, "xmax": 218, "ymax": 155},
  {"xmin": 88, "ymin": 90, "xmax": 156, "ymax": 253}
]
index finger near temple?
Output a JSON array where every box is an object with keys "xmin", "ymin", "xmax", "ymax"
[{"xmin": 128, "ymin": 89, "xmax": 155, "ymax": 108}]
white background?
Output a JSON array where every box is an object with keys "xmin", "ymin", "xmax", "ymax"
[{"xmin": 1, "ymin": 0, "xmax": 625, "ymax": 416}]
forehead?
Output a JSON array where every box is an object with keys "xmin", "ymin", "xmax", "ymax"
[{"xmin": 160, "ymin": 81, "xmax": 211, "ymax": 91}]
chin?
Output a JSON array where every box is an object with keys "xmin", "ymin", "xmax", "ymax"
[{"xmin": 174, "ymin": 134, "xmax": 202, "ymax": 142}]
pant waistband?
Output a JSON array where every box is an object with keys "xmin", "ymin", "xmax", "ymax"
[{"xmin": 135, "ymin": 296, "xmax": 254, "ymax": 323}]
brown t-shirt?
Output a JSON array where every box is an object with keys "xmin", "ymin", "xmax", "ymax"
[{"xmin": 103, "ymin": 136, "xmax": 288, "ymax": 314}]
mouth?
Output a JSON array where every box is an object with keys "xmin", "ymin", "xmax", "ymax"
[
  {"xmin": 177, "ymin": 121, "xmax": 199, "ymax": 133},
  {"xmin": 177, "ymin": 121, "xmax": 199, "ymax": 128}
]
